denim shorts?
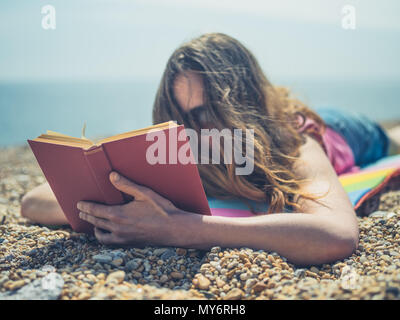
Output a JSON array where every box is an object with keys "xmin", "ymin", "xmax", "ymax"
[{"xmin": 315, "ymin": 107, "xmax": 390, "ymax": 167}]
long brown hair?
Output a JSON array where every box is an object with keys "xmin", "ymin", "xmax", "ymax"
[{"xmin": 153, "ymin": 33, "xmax": 326, "ymax": 213}]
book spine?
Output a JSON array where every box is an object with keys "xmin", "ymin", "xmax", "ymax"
[{"xmin": 83, "ymin": 145, "xmax": 125, "ymax": 205}]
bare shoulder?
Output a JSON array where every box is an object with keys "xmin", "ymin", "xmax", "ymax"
[
  {"xmin": 292, "ymin": 135, "xmax": 335, "ymax": 180},
  {"xmin": 292, "ymin": 135, "xmax": 355, "ymax": 215}
]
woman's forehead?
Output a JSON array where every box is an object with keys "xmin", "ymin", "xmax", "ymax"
[{"xmin": 173, "ymin": 71, "xmax": 204, "ymax": 112}]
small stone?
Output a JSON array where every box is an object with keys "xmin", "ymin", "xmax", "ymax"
[
  {"xmin": 267, "ymin": 255, "xmax": 275, "ymax": 263},
  {"xmin": 176, "ymin": 248, "xmax": 187, "ymax": 256},
  {"xmin": 153, "ymin": 248, "xmax": 168, "ymax": 256},
  {"xmin": 224, "ymin": 288, "xmax": 244, "ymax": 300},
  {"xmin": 389, "ymin": 251, "xmax": 399, "ymax": 257},
  {"xmin": 294, "ymin": 269, "xmax": 306, "ymax": 278},
  {"xmin": 125, "ymin": 259, "xmax": 140, "ymax": 271},
  {"xmin": 227, "ymin": 261, "xmax": 238, "ymax": 269},
  {"xmin": 245, "ymin": 278, "xmax": 257, "ymax": 289},
  {"xmin": 310, "ymin": 267, "xmax": 319, "ymax": 274},
  {"xmin": 106, "ymin": 271, "xmax": 125, "ymax": 284},
  {"xmin": 369, "ymin": 211, "xmax": 390, "ymax": 218},
  {"xmin": 240, "ymin": 273, "xmax": 249, "ymax": 281},
  {"xmin": 252, "ymin": 281, "xmax": 267, "ymax": 293},
  {"xmin": 93, "ymin": 254, "xmax": 112, "ymax": 264},
  {"xmin": 77, "ymin": 291, "xmax": 91, "ymax": 300},
  {"xmin": 195, "ymin": 274, "xmax": 211, "ymax": 290},
  {"xmin": 170, "ymin": 271, "xmax": 184, "ymax": 280},
  {"xmin": 109, "ymin": 250, "xmax": 127, "ymax": 260},
  {"xmin": 5, "ymin": 280, "xmax": 26, "ymax": 291},
  {"xmin": 160, "ymin": 249, "xmax": 176, "ymax": 261},
  {"xmin": 359, "ymin": 256, "xmax": 368, "ymax": 264},
  {"xmin": 210, "ymin": 246, "xmax": 221, "ymax": 253},
  {"xmin": 111, "ymin": 258, "xmax": 123, "ymax": 267},
  {"xmin": 159, "ymin": 275, "xmax": 169, "ymax": 283},
  {"xmin": 143, "ymin": 261, "xmax": 151, "ymax": 272},
  {"xmin": 216, "ymin": 278, "xmax": 226, "ymax": 288}
]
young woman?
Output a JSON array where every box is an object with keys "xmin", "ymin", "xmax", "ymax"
[{"xmin": 21, "ymin": 33, "xmax": 400, "ymax": 265}]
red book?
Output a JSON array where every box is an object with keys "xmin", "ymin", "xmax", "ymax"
[{"xmin": 28, "ymin": 121, "xmax": 211, "ymax": 234}]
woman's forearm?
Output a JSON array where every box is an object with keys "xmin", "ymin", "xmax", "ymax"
[
  {"xmin": 20, "ymin": 183, "xmax": 68, "ymax": 225},
  {"xmin": 173, "ymin": 211, "xmax": 358, "ymax": 265}
]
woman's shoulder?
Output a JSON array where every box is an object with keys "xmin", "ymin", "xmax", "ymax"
[{"xmin": 293, "ymin": 135, "xmax": 332, "ymax": 180}]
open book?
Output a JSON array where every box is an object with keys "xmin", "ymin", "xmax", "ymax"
[{"xmin": 28, "ymin": 121, "xmax": 211, "ymax": 234}]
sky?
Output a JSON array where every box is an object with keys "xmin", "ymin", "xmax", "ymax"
[{"xmin": 1, "ymin": 0, "xmax": 400, "ymax": 82}]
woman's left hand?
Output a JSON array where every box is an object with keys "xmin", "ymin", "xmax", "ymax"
[{"xmin": 77, "ymin": 171, "xmax": 183, "ymax": 246}]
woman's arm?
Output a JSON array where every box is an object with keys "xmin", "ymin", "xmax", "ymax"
[
  {"xmin": 171, "ymin": 211, "xmax": 357, "ymax": 266},
  {"xmin": 166, "ymin": 136, "xmax": 359, "ymax": 265},
  {"xmin": 78, "ymin": 137, "xmax": 358, "ymax": 265},
  {"xmin": 20, "ymin": 182, "xmax": 69, "ymax": 225}
]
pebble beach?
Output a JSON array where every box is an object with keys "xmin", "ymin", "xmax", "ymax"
[{"xmin": 1, "ymin": 145, "xmax": 400, "ymax": 300}]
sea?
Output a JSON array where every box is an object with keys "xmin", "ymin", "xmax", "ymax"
[{"xmin": 1, "ymin": 78, "xmax": 399, "ymax": 147}]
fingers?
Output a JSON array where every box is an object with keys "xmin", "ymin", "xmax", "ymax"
[
  {"xmin": 94, "ymin": 227, "xmax": 126, "ymax": 245},
  {"xmin": 109, "ymin": 171, "xmax": 153, "ymax": 201},
  {"xmin": 77, "ymin": 201, "xmax": 113, "ymax": 220},
  {"xmin": 79, "ymin": 212, "xmax": 116, "ymax": 232}
]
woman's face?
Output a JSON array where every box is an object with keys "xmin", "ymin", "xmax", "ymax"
[{"xmin": 173, "ymin": 71, "xmax": 211, "ymax": 129}]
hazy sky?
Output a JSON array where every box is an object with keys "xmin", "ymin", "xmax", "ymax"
[{"xmin": 1, "ymin": 0, "xmax": 400, "ymax": 82}]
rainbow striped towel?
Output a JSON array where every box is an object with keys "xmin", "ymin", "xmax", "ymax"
[{"xmin": 208, "ymin": 154, "xmax": 400, "ymax": 217}]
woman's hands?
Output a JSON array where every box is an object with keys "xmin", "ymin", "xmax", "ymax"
[{"xmin": 77, "ymin": 172, "xmax": 184, "ymax": 246}]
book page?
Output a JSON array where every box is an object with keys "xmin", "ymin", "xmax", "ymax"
[{"xmin": 33, "ymin": 121, "xmax": 178, "ymax": 148}]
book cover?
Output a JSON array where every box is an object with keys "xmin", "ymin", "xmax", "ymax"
[{"xmin": 28, "ymin": 123, "xmax": 211, "ymax": 234}]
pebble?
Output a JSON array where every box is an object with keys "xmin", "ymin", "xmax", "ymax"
[
  {"xmin": 294, "ymin": 269, "xmax": 306, "ymax": 278},
  {"xmin": 224, "ymin": 288, "xmax": 244, "ymax": 300},
  {"xmin": 4, "ymin": 280, "xmax": 26, "ymax": 291},
  {"xmin": 153, "ymin": 248, "xmax": 168, "ymax": 256},
  {"xmin": 170, "ymin": 271, "xmax": 184, "ymax": 280},
  {"xmin": 253, "ymin": 281, "xmax": 268, "ymax": 293},
  {"xmin": 93, "ymin": 254, "xmax": 113, "ymax": 264},
  {"xmin": 176, "ymin": 248, "xmax": 187, "ymax": 256},
  {"xmin": 359, "ymin": 256, "xmax": 368, "ymax": 264},
  {"xmin": 160, "ymin": 249, "xmax": 176, "ymax": 261},
  {"xmin": 310, "ymin": 267, "xmax": 319, "ymax": 274},
  {"xmin": 106, "ymin": 271, "xmax": 125, "ymax": 284},
  {"xmin": 239, "ymin": 273, "xmax": 249, "ymax": 281},
  {"xmin": 111, "ymin": 258, "xmax": 124, "ymax": 267},
  {"xmin": 194, "ymin": 274, "xmax": 211, "ymax": 290},
  {"xmin": 125, "ymin": 259, "xmax": 140, "ymax": 271}
]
